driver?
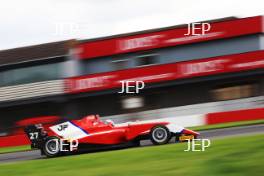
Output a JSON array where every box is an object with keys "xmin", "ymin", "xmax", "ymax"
[{"xmin": 105, "ymin": 119, "xmax": 115, "ymax": 127}]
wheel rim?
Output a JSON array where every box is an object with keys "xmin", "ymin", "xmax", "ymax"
[
  {"xmin": 45, "ymin": 139, "xmax": 59, "ymax": 155},
  {"xmin": 152, "ymin": 127, "xmax": 168, "ymax": 143}
]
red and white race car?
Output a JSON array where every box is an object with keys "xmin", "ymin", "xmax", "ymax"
[{"xmin": 25, "ymin": 115, "xmax": 199, "ymax": 157}]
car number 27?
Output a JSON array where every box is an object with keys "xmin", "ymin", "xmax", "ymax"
[{"xmin": 29, "ymin": 132, "xmax": 39, "ymax": 140}]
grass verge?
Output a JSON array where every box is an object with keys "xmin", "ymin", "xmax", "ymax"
[
  {"xmin": 190, "ymin": 119, "xmax": 264, "ymax": 131},
  {"xmin": 0, "ymin": 145, "xmax": 30, "ymax": 154},
  {"xmin": 0, "ymin": 134, "xmax": 263, "ymax": 176}
]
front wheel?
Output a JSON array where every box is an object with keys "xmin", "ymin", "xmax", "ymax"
[
  {"xmin": 150, "ymin": 125, "xmax": 171, "ymax": 145},
  {"xmin": 42, "ymin": 136, "xmax": 61, "ymax": 157}
]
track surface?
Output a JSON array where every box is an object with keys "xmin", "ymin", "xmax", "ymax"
[{"xmin": 0, "ymin": 124, "xmax": 263, "ymax": 164}]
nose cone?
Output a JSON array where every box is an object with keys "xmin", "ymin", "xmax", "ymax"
[{"xmin": 182, "ymin": 128, "xmax": 200, "ymax": 136}]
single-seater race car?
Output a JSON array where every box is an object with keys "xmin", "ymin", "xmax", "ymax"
[{"xmin": 24, "ymin": 114, "xmax": 199, "ymax": 157}]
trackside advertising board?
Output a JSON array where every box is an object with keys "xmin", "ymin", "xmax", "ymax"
[
  {"xmin": 65, "ymin": 50, "xmax": 264, "ymax": 94},
  {"xmin": 78, "ymin": 16, "xmax": 263, "ymax": 59}
]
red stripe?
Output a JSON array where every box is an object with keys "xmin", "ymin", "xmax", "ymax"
[{"xmin": 206, "ymin": 108, "xmax": 264, "ymax": 124}]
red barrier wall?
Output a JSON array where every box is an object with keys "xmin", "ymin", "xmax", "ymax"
[
  {"xmin": 206, "ymin": 108, "xmax": 264, "ymax": 124},
  {"xmin": 0, "ymin": 134, "xmax": 30, "ymax": 147}
]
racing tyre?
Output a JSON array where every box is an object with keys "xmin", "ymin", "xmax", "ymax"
[
  {"xmin": 42, "ymin": 136, "xmax": 61, "ymax": 157},
  {"xmin": 150, "ymin": 125, "xmax": 171, "ymax": 145}
]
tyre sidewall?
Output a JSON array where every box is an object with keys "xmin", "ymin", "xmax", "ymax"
[{"xmin": 42, "ymin": 136, "xmax": 61, "ymax": 157}]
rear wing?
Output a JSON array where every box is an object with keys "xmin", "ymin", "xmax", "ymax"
[{"xmin": 24, "ymin": 124, "xmax": 47, "ymax": 149}]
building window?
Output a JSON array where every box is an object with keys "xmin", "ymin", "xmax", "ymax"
[
  {"xmin": 211, "ymin": 84, "xmax": 258, "ymax": 101},
  {"xmin": 112, "ymin": 59, "xmax": 129, "ymax": 71},
  {"xmin": 0, "ymin": 62, "xmax": 62, "ymax": 87},
  {"xmin": 136, "ymin": 54, "xmax": 157, "ymax": 67}
]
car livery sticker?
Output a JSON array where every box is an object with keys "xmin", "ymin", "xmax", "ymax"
[
  {"xmin": 166, "ymin": 123, "xmax": 184, "ymax": 133},
  {"xmin": 50, "ymin": 121, "xmax": 88, "ymax": 139}
]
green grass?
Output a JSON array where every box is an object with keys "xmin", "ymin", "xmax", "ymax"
[
  {"xmin": 0, "ymin": 134, "xmax": 263, "ymax": 176},
  {"xmin": 0, "ymin": 145, "xmax": 30, "ymax": 154},
  {"xmin": 190, "ymin": 119, "xmax": 264, "ymax": 131}
]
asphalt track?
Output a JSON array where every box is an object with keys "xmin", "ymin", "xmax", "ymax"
[{"xmin": 0, "ymin": 124, "xmax": 263, "ymax": 164}]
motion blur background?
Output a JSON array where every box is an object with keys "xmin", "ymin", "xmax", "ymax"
[{"xmin": 0, "ymin": 0, "xmax": 263, "ymax": 147}]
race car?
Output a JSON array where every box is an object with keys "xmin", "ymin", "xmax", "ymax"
[{"xmin": 24, "ymin": 114, "xmax": 199, "ymax": 157}]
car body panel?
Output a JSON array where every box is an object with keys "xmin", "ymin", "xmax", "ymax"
[{"xmin": 25, "ymin": 114, "xmax": 199, "ymax": 153}]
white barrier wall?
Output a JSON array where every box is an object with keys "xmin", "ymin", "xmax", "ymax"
[{"xmin": 102, "ymin": 96, "xmax": 264, "ymax": 127}]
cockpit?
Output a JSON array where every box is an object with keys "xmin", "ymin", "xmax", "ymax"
[{"xmin": 78, "ymin": 114, "xmax": 115, "ymax": 127}]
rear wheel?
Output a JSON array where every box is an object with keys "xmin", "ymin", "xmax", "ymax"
[
  {"xmin": 42, "ymin": 136, "xmax": 61, "ymax": 157},
  {"xmin": 150, "ymin": 125, "xmax": 171, "ymax": 145}
]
